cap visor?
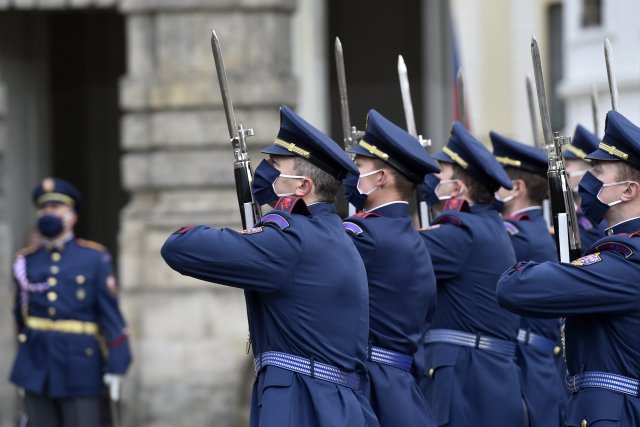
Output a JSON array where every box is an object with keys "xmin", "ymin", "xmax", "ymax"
[
  {"xmin": 347, "ymin": 145, "xmax": 377, "ymax": 157},
  {"xmin": 432, "ymin": 151, "xmax": 454, "ymax": 163},
  {"xmin": 585, "ymin": 149, "xmax": 619, "ymax": 161},
  {"xmin": 261, "ymin": 144, "xmax": 297, "ymax": 156}
]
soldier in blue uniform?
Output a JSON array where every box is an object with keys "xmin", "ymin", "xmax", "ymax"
[
  {"xmin": 343, "ymin": 109, "xmax": 439, "ymax": 427},
  {"xmin": 10, "ymin": 178, "xmax": 132, "ymax": 427},
  {"xmin": 161, "ymin": 105, "xmax": 379, "ymax": 427},
  {"xmin": 497, "ymin": 110, "xmax": 640, "ymax": 426},
  {"xmin": 417, "ymin": 123, "xmax": 525, "ymax": 426},
  {"xmin": 565, "ymin": 124, "xmax": 608, "ymax": 251},
  {"xmin": 491, "ymin": 131, "xmax": 567, "ymax": 427}
]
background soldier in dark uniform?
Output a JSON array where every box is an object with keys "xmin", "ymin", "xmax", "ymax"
[
  {"xmin": 417, "ymin": 123, "xmax": 526, "ymax": 426},
  {"xmin": 565, "ymin": 124, "xmax": 608, "ymax": 251},
  {"xmin": 491, "ymin": 131, "xmax": 567, "ymax": 427},
  {"xmin": 498, "ymin": 110, "xmax": 640, "ymax": 426},
  {"xmin": 161, "ymin": 105, "xmax": 379, "ymax": 427},
  {"xmin": 343, "ymin": 109, "xmax": 439, "ymax": 427},
  {"xmin": 10, "ymin": 178, "xmax": 132, "ymax": 427}
]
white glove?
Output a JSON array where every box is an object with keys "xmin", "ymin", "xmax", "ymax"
[{"xmin": 103, "ymin": 373, "xmax": 122, "ymax": 402}]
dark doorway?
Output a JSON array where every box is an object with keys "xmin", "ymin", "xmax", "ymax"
[
  {"xmin": 48, "ymin": 11, "xmax": 127, "ymax": 258},
  {"xmin": 327, "ymin": 0, "xmax": 424, "ymax": 143},
  {"xmin": 0, "ymin": 10, "xmax": 126, "ymax": 258}
]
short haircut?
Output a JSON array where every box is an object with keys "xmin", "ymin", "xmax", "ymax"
[
  {"xmin": 292, "ymin": 156, "xmax": 341, "ymax": 203},
  {"xmin": 372, "ymin": 158, "xmax": 416, "ymax": 201},
  {"xmin": 504, "ymin": 167, "xmax": 549, "ymax": 205},
  {"xmin": 616, "ymin": 162, "xmax": 640, "ymax": 183},
  {"xmin": 451, "ymin": 165, "xmax": 494, "ymax": 205}
]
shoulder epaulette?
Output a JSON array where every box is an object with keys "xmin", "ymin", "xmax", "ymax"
[
  {"xmin": 435, "ymin": 215, "xmax": 463, "ymax": 227},
  {"xmin": 509, "ymin": 212, "xmax": 531, "ymax": 222},
  {"xmin": 16, "ymin": 244, "xmax": 40, "ymax": 257},
  {"xmin": 343, "ymin": 221, "xmax": 364, "ymax": 236},
  {"xmin": 76, "ymin": 239, "xmax": 107, "ymax": 252},
  {"xmin": 442, "ymin": 199, "xmax": 470, "ymax": 213},
  {"xmin": 259, "ymin": 213, "xmax": 291, "ymax": 231},
  {"xmin": 274, "ymin": 196, "xmax": 311, "ymax": 216},
  {"xmin": 354, "ymin": 212, "xmax": 381, "ymax": 219},
  {"xmin": 594, "ymin": 241, "xmax": 634, "ymax": 258},
  {"xmin": 503, "ymin": 220, "xmax": 520, "ymax": 236},
  {"xmin": 577, "ymin": 215, "xmax": 594, "ymax": 231}
]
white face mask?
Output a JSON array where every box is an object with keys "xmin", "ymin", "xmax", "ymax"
[
  {"xmin": 272, "ymin": 174, "xmax": 308, "ymax": 197},
  {"xmin": 597, "ymin": 181, "xmax": 635, "ymax": 207},
  {"xmin": 435, "ymin": 179, "xmax": 463, "ymax": 201},
  {"xmin": 356, "ymin": 169, "xmax": 383, "ymax": 196},
  {"xmin": 494, "ymin": 181, "xmax": 517, "ymax": 204}
]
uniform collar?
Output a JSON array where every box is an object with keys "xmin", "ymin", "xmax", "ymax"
[
  {"xmin": 605, "ymin": 216, "xmax": 640, "ymax": 236},
  {"xmin": 469, "ymin": 203, "xmax": 495, "ymax": 214},
  {"xmin": 511, "ymin": 206, "xmax": 543, "ymax": 219},
  {"xmin": 368, "ymin": 201, "xmax": 409, "ymax": 217},
  {"xmin": 42, "ymin": 233, "xmax": 74, "ymax": 252},
  {"xmin": 307, "ymin": 202, "xmax": 336, "ymax": 216}
]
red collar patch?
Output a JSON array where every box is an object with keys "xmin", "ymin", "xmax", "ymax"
[
  {"xmin": 274, "ymin": 196, "xmax": 311, "ymax": 216},
  {"xmin": 443, "ymin": 199, "xmax": 469, "ymax": 213}
]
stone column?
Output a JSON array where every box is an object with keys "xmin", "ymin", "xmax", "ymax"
[{"xmin": 117, "ymin": 1, "xmax": 296, "ymax": 425}]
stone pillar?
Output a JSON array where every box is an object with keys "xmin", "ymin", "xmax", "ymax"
[{"xmin": 117, "ymin": 1, "xmax": 297, "ymax": 425}]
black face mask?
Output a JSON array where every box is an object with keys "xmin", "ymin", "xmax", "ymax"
[
  {"xmin": 37, "ymin": 215, "xmax": 64, "ymax": 238},
  {"xmin": 343, "ymin": 172, "xmax": 367, "ymax": 212},
  {"xmin": 251, "ymin": 160, "xmax": 281, "ymax": 206}
]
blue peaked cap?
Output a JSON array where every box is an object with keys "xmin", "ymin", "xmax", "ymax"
[
  {"xmin": 432, "ymin": 122, "xmax": 513, "ymax": 192},
  {"xmin": 261, "ymin": 105, "xmax": 357, "ymax": 179},
  {"xmin": 348, "ymin": 109, "xmax": 440, "ymax": 183},
  {"xmin": 32, "ymin": 177, "xmax": 82, "ymax": 210},
  {"xmin": 586, "ymin": 110, "xmax": 640, "ymax": 171},
  {"xmin": 490, "ymin": 131, "xmax": 547, "ymax": 177},
  {"xmin": 564, "ymin": 124, "xmax": 600, "ymax": 160}
]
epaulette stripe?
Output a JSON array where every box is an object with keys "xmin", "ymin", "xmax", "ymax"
[
  {"xmin": 354, "ymin": 212, "xmax": 381, "ymax": 219},
  {"xmin": 77, "ymin": 239, "xmax": 107, "ymax": 252},
  {"xmin": 260, "ymin": 213, "xmax": 290, "ymax": 230},
  {"xmin": 435, "ymin": 215, "xmax": 463, "ymax": 226},
  {"xmin": 343, "ymin": 222, "xmax": 364, "ymax": 236},
  {"xmin": 16, "ymin": 244, "xmax": 40, "ymax": 257},
  {"xmin": 578, "ymin": 216, "xmax": 593, "ymax": 230},
  {"xmin": 503, "ymin": 221, "xmax": 520, "ymax": 236},
  {"xmin": 594, "ymin": 242, "xmax": 634, "ymax": 258}
]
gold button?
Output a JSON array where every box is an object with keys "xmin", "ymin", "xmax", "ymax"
[
  {"xmin": 51, "ymin": 253, "xmax": 61, "ymax": 262},
  {"xmin": 582, "ymin": 420, "xmax": 587, "ymax": 427},
  {"xmin": 85, "ymin": 348, "xmax": 93, "ymax": 357},
  {"xmin": 18, "ymin": 334, "xmax": 27, "ymax": 343},
  {"xmin": 428, "ymin": 368, "xmax": 435, "ymax": 378},
  {"xmin": 48, "ymin": 277, "xmax": 57, "ymax": 286},
  {"xmin": 553, "ymin": 346, "xmax": 561, "ymax": 356},
  {"xmin": 48, "ymin": 307, "xmax": 57, "ymax": 316},
  {"xmin": 76, "ymin": 289, "xmax": 86, "ymax": 301},
  {"xmin": 47, "ymin": 291, "xmax": 57, "ymax": 302},
  {"xmin": 76, "ymin": 275, "xmax": 85, "ymax": 285},
  {"xmin": 50, "ymin": 265, "xmax": 59, "ymax": 274}
]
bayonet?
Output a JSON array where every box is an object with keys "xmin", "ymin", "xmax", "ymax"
[
  {"xmin": 591, "ymin": 85, "xmax": 600, "ymax": 136},
  {"xmin": 211, "ymin": 30, "xmax": 261, "ymax": 229},
  {"xmin": 526, "ymin": 74, "xmax": 543, "ymax": 150},
  {"xmin": 604, "ymin": 38, "xmax": 619, "ymax": 112},
  {"xmin": 335, "ymin": 37, "xmax": 363, "ymax": 150},
  {"xmin": 531, "ymin": 36, "xmax": 581, "ymax": 262},
  {"xmin": 398, "ymin": 54, "xmax": 432, "ymax": 226},
  {"xmin": 456, "ymin": 68, "xmax": 467, "ymax": 127}
]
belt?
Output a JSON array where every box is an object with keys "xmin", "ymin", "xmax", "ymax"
[
  {"xmin": 26, "ymin": 316, "xmax": 99, "ymax": 335},
  {"xmin": 366, "ymin": 345, "xmax": 413, "ymax": 372},
  {"xmin": 424, "ymin": 329, "xmax": 516, "ymax": 358},
  {"xmin": 517, "ymin": 329, "xmax": 558, "ymax": 354},
  {"xmin": 566, "ymin": 371, "xmax": 640, "ymax": 396},
  {"xmin": 255, "ymin": 351, "xmax": 360, "ymax": 390}
]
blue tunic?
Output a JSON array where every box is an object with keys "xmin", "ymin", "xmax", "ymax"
[
  {"xmin": 344, "ymin": 202, "xmax": 436, "ymax": 427},
  {"xmin": 161, "ymin": 197, "xmax": 379, "ymax": 427},
  {"xmin": 503, "ymin": 207, "xmax": 567, "ymax": 426},
  {"xmin": 576, "ymin": 210, "xmax": 607, "ymax": 254},
  {"xmin": 417, "ymin": 201, "xmax": 524, "ymax": 426},
  {"xmin": 497, "ymin": 217, "xmax": 640, "ymax": 427},
  {"xmin": 10, "ymin": 237, "xmax": 132, "ymax": 398}
]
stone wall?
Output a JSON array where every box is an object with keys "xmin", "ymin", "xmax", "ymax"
[{"xmin": 117, "ymin": 1, "xmax": 297, "ymax": 425}]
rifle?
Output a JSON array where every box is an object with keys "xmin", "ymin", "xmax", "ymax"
[
  {"xmin": 604, "ymin": 38, "xmax": 619, "ymax": 112},
  {"xmin": 531, "ymin": 36, "xmax": 581, "ymax": 262},
  {"xmin": 335, "ymin": 37, "xmax": 363, "ymax": 215},
  {"xmin": 526, "ymin": 73, "xmax": 552, "ymax": 228},
  {"xmin": 397, "ymin": 55, "xmax": 432, "ymax": 226},
  {"xmin": 211, "ymin": 30, "xmax": 262, "ymax": 229}
]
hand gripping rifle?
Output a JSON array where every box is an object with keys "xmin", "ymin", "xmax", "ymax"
[
  {"xmin": 531, "ymin": 36, "xmax": 582, "ymax": 262},
  {"xmin": 211, "ymin": 30, "xmax": 262, "ymax": 229},
  {"xmin": 335, "ymin": 37, "xmax": 363, "ymax": 215},
  {"xmin": 398, "ymin": 55, "xmax": 433, "ymax": 226}
]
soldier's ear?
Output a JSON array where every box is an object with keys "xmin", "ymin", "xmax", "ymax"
[
  {"xmin": 512, "ymin": 179, "xmax": 525, "ymax": 196},
  {"xmin": 294, "ymin": 177, "xmax": 313, "ymax": 198},
  {"xmin": 621, "ymin": 180, "xmax": 640, "ymax": 202}
]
